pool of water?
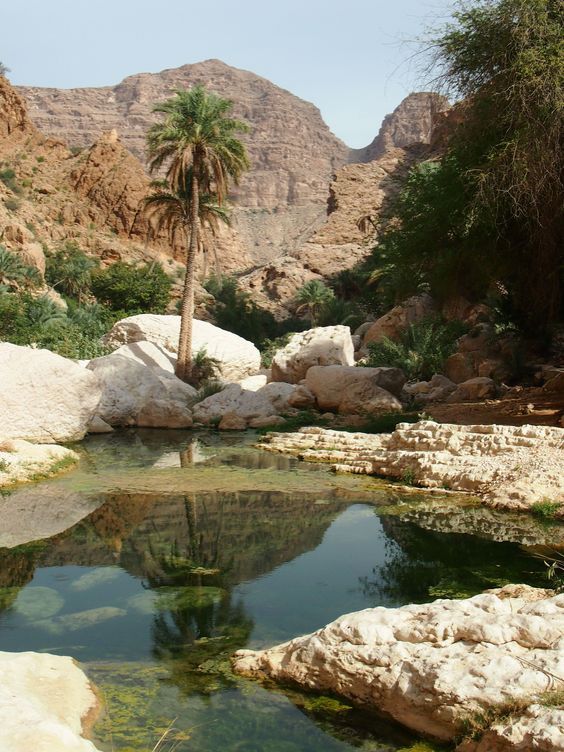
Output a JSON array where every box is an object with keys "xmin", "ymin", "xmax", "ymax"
[{"xmin": 0, "ymin": 430, "xmax": 561, "ymax": 751}]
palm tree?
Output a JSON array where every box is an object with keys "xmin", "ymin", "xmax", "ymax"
[
  {"xmin": 146, "ymin": 86, "xmax": 250, "ymax": 382},
  {"xmin": 295, "ymin": 280, "xmax": 335, "ymax": 328},
  {"xmin": 144, "ymin": 176, "xmax": 231, "ymax": 283},
  {"xmin": 0, "ymin": 246, "xmax": 41, "ymax": 290},
  {"xmin": 0, "ymin": 62, "xmax": 9, "ymax": 78}
]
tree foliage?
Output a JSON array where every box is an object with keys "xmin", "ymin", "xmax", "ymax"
[
  {"xmin": 362, "ymin": 0, "xmax": 563, "ymax": 335},
  {"xmin": 90, "ymin": 261, "xmax": 171, "ymax": 313}
]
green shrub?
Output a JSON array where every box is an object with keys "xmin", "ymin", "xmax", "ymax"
[
  {"xmin": 45, "ymin": 243, "xmax": 99, "ymax": 302},
  {"xmin": 531, "ymin": 499, "xmax": 562, "ymax": 520},
  {"xmin": 188, "ymin": 348, "xmax": 222, "ymax": 387},
  {"xmin": 364, "ymin": 318, "xmax": 465, "ymax": 381},
  {"xmin": 3, "ymin": 197, "xmax": 21, "ymax": 212},
  {"xmin": 260, "ymin": 332, "xmax": 293, "ymax": 367},
  {"xmin": 0, "ymin": 167, "xmax": 21, "ymax": 194},
  {"xmin": 0, "ymin": 246, "xmax": 41, "ymax": 289},
  {"xmin": 91, "ymin": 261, "xmax": 171, "ymax": 313},
  {"xmin": 204, "ymin": 274, "xmax": 290, "ymax": 347}
]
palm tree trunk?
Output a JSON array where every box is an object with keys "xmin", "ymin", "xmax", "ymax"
[{"xmin": 176, "ymin": 172, "xmax": 200, "ymax": 382}]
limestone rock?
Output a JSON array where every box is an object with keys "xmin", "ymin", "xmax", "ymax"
[
  {"xmin": 287, "ymin": 385, "xmax": 317, "ymax": 409},
  {"xmin": 0, "ymin": 651, "xmax": 101, "ymax": 751},
  {"xmin": 218, "ymin": 412, "xmax": 247, "ymax": 431},
  {"xmin": 233, "ymin": 585, "xmax": 563, "ymax": 744},
  {"xmin": 403, "ymin": 373, "xmax": 457, "ymax": 404},
  {"xmin": 0, "ymin": 343, "xmax": 101, "ymax": 443},
  {"xmin": 447, "ymin": 377, "xmax": 496, "ymax": 403},
  {"xmin": 257, "ymin": 421, "xmax": 564, "ymax": 512},
  {"xmin": 0, "ymin": 439, "xmax": 78, "ymax": 487},
  {"xmin": 193, "ymin": 382, "xmax": 295, "ymax": 428},
  {"xmin": 444, "ymin": 352, "xmax": 476, "ymax": 384},
  {"xmin": 87, "ymin": 349, "xmax": 195, "ymax": 428},
  {"xmin": 103, "ymin": 314, "xmax": 261, "ymax": 381},
  {"xmin": 362, "ymin": 293, "xmax": 436, "ymax": 347},
  {"xmin": 305, "ymin": 365, "xmax": 405, "ymax": 415},
  {"xmin": 271, "ymin": 326, "xmax": 355, "ymax": 384}
]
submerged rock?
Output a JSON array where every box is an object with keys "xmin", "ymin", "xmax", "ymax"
[
  {"xmin": 233, "ymin": 585, "xmax": 564, "ymax": 747},
  {"xmin": 257, "ymin": 421, "xmax": 564, "ymax": 512},
  {"xmin": 0, "ymin": 343, "xmax": 101, "ymax": 443},
  {"xmin": 0, "ymin": 650, "xmax": 101, "ymax": 751}
]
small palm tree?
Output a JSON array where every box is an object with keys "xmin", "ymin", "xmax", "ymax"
[
  {"xmin": 146, "ymin": 86, "xmax": 250, "ymax": 382},
  {"xmin": 45, "ymin": 244, "xmax": 98, "ymax": 303},
  {"xmin": 295, "ymin": 280, "xmax": 335, "ymax": 327},
  {"xmin": 25, "ymin": 295, "xmax": 67, "ymax": 329},
  {"xmin": 0, "ymin": 246, "xmax": 41, "ymax": 289},
  {"xmin": 0, "ymin": 62, "xmax": 9, "ymax": 78},
  {"xmin": 143, "ymin": 176, "xmax": 231, "ymax": 282}
]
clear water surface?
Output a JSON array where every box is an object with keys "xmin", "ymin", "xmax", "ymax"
[{"xmin": 0, "ymin": 430, "xmax": 561, "ymax": 752}]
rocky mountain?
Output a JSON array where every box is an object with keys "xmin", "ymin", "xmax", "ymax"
[
  {"xmin": 354, "ymin": 92, "xmax": 449, "ymax": 162},
  {"xmin": 0, "ymin": 75, "xmax": 250, "ymax": 300},
  {"xmin": 18, "ymin": 61, "xmax": 447, "ymax": 266}
]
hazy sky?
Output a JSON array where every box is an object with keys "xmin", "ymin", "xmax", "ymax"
[{"xmin": 1, "ymin": 0, "xmax": 455, "ymax": 147}]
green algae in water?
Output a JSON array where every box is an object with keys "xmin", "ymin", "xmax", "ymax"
[{"xmin": 155, "ymin": 586, "xmax": 226, "ymax": 611}]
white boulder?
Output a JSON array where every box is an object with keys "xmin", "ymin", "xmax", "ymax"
[
  {"xmin": 87, "ymin": 346, "xmax": 195, "ymax": 428},
  {"xmin": 193, "ymin": 382, "xmax": 295, "ymax": 428},
  {"xmin": 0, "ymin": 343, "xmax": 101, "ymax": 443},
  {"xmin": 233, "ymin": 585, "xmax": 564, "ymax": 745},
  {"xmin": 305, "ymin": 365, "xmax": 405, "ymax": 415},
  {"xmin": 0, "ymin": 651, "xmax": 101, "ymax": 752},
  {"xmin": 103, "ymin": 314, "xmax": 261, "ymax": 380},
  {"xmin": 270, "ymin": 326, "xmax": 355, "ymax": 384}
]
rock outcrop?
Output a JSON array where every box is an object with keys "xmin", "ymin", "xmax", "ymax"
[
  {"xmin": 192, "ymin": 382, "xmax": 295, "ymax": 428},
  {"xmin": 257, "ymin": 421, "xmax": 564, "ymax": 512},
  {"xmin": 0, "ymin": 439, "xmax": 78, "ymax": 487},
  {"xmin": 361, "ymin": 293, "xmax": 436, "ymax": 348},
  {"xmin": 103, "ymin": 314, "xmax": 261, "ymax": 381},
  {"xmin": 270, "ymin": 326, "xmax": 355, "ymax": 383},
  {"xmin": 305, "ymin": 365, "xmax": 405, "ymax": 415},
  {"xmin": 0, "ymin": 651, "xmax": 101, "ymax": 751},
  {"xmin": 17, "ymin": 66, "xmax": 448, "ymax": 275},
  {"xmin": 86, "ymin": 346, "xmax": 195, "ymax": 428},
  {"xmin": 233, "ymin": 585, "xmax": 564, "ymax": 748},
  {"xmin": 0, "ymin": 343, "xmax": 101, "ymax": 443}
]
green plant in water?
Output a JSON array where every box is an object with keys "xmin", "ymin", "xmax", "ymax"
[
  {"xmin": 531, "ymin": 499, "xmax": 562, "ymax": 520},
  {"xmin": 400, "ymin": 468, "xmax": 417, "ymax": 486}
]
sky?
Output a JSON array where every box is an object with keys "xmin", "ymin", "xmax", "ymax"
[{"xmin": 1, "ymin": 0, "xmax": 456, "ymax": 148}]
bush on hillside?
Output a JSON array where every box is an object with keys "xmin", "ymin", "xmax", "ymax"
[{"xmin": 91, "ymin": 261, "xmax": 171, "ymax": 314}]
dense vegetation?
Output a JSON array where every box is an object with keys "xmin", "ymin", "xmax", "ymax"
[
  {"xmin": 354, "ymin": 0, "xmax": 563, "ymax": 339},
  {"xmin": 0, "ymin": 244, "xmax": 172, "ymax": 358}
]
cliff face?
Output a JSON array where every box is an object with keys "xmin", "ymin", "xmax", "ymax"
[
  {"xmin": 19, "ymin": 59, "xmax": 350, "ymax": 211},
  {"xmin": 17, "ymin": 62, "xmax": 448, "ymax": 266},
  {"xmin": 355, "ymin": 92, "xmax": 450, "ymax": 162},
  {"xmin": 4, "ymin": 65, "xmax": 450, "ymax": 313}
]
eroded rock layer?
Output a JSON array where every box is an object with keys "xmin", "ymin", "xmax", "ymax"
[
  {"xmin": 258, "ymin": 421, "xmax": 564, "ymax": 512},
  {"xmin": 233, "ymin": 585, "xmax": 564, "ymax": 749}
]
